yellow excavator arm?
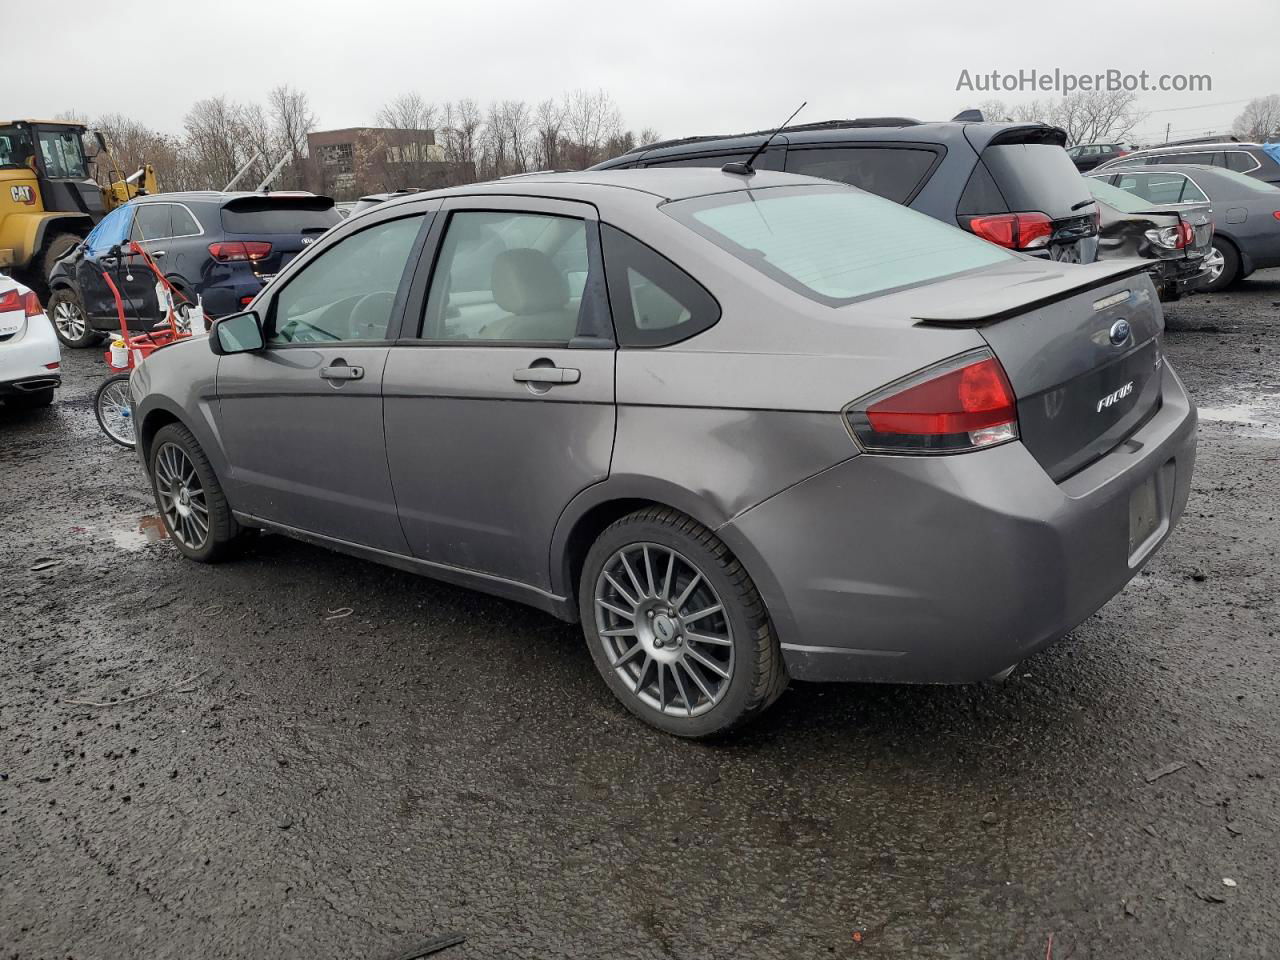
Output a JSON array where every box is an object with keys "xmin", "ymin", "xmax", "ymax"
[{"xmin": 101, "ymin": 163, "xmax": 159, "ymax": 211}]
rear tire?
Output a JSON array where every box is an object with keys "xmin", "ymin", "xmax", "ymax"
[
  {"xmin": 47, "ymin": 287, "xmax": 98, "ymax": 348},
  {"xmin": 1201, "ymin": 240, "xmax": 1240, "ymax": 293},
  {"xmin": 579, "ymin": 506, "xmax": 787, "ymax": 738},
  {"xmin": 147, "ymin": 423, "xmax": 243, "ymax": 563}
]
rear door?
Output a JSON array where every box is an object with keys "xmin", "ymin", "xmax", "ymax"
[
  {"xmin": 215, "ymin": 206, "xmax": 435, "ymax": 550},
  {"xmin": 383, "ymin": 196, "xmax": 616, "ymax": 591}
]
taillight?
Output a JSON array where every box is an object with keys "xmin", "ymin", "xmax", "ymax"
[
  {"xmin": 845, "ymin": 351, "xmax": 1019, "ymax": 454},
  {"xmin": 967, "ymin": 212, "xmax": 1054, "ymax": 250},
  {"xmin": 208, "ymin": 241, "xmax": 272, "ymax": 262},
  {"xmin": 1273, "ymin": 211, "xmax": 1280, "ymax": 221},
  {"xmin": 1145, "ymin": 222, "xmax": 1195, "ymax": 250},
  {"xmin": 0, "ymin": 289, "xmax": 41, "ymax": 315},
  {"xmin": 1116, "ymin": 150, "xmax": 1129, "ymax": 157}
]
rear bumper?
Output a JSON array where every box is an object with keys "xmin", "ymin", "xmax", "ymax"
[
  {"xmin": 0, "ymin": 322, "xmax": 62, "ymax": 394},
  {"xmin": 723, "ymin": 363, "xmax": 1197, "ymax": 684},
  {"xmin": 1150, "ymin": 258, "xmax": 1212, "ymax": 297}
]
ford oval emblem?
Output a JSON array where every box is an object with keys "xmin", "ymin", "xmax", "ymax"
[{"xmin": 1109, "ymin": 319, "xmax": 1131, "ymax": 346}]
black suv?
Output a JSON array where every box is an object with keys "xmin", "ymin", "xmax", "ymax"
[
  {"xmin": 592, "ymin": 117, "xmax": 1100, "ymax": 264},
  {"xmin": 1094, "ymin": 142, "xmax": 1280, "ymax": 185},
  {"xmin": 46, "ymin": 191, "xmax": 340, "ymax": 347}
]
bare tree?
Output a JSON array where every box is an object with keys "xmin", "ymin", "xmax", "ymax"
[
  {"xmin": 534, "ymin": 98, "xmax": 566, "ymax": 169},
  {"xmin": 637, "ymin": 127, "xmax": 661, "ymax": 148},
  {"xmin": 371, "ymin": 92, "xmax": 442, "ymax": 190},
  {"xmin": 183, "ymin": 96, "xmax": 251, "ymax": 189},
  {"xmin": 564, "ymin": 89, "xmax": 622, "ymax": 168},
  {"xmin": 973, "ymin": 92, "xmax": 1144, "ymax": 145},
  {"xmin": 267, "ymin": 85, "xmax": 316, "ymax": 189},
  {"xmin": 1233, "ymin": 95, "xmax": 1280, "ymax": 142}
]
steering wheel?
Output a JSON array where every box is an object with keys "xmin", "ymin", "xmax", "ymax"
[{"xmin": 348, "ymin": 290, "xmax": 395, "ymax": 339}]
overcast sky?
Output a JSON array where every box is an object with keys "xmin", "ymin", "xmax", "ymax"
[{"xmin": 12, "ymin": 0, "xmax": 1275, "ymax": 145}]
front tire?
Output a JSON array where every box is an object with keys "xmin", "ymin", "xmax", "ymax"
[
  {"xmin": 47, "ymin": 287, "xmax": 98, "ymax": 348},
  {"xmin": 147, "ymin": 423, "xmax": 242, "ymax": 562},
  {"xmin": 579, "ymin": 507, "xmax": 787, "ymax": 737}
]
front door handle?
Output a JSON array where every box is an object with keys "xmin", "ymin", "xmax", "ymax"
[
  {"xmin": 513, "ymin": 366, "xmax": 580, "ymax": 385},
  {"xmin": 321, "ymin": 362, "xmax": 364, "ymax": 382}
]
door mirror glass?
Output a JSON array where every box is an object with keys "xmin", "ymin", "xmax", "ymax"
[{"xmin": 211, "ymin": 311, "xmax": 264, "ymax": 355}]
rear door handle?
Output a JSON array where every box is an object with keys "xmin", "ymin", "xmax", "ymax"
[
  {"xmin": 321, "ymin": 362, "xmax": 364, "ymax": 381},
  {"xmin": 513, "ymin": 366, "xmax": 580, "ymax": 385}
]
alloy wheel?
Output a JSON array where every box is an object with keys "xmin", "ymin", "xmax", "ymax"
[
  {"xmin": 153, "ymin": 442, "xmax": 210, "ymax": 549},
  {"xmin": 1203, "ymin": 247, "xmax": 1226, "ymax": 283},
  {"xmin": 97, "ymin": 378, "xmax": 135, "ymax": 446},
  {"xmin": 52, "ymin": 300, "xmax": 87, "ymax": 340},
  {"xmin": 594, "ymin": 542, "xmax": 735, "ymax": 718}
]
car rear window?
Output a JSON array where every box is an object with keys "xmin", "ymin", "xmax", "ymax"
[
  {"xmin": 980, "ymin": 143, "xmax": 1094, "ymax": 217},
  {"xmin": 784, "ymin": 146, "xmax": 938, "ymax": 203},
  {"xmin": 1086, "ymin": 177, "xmax": 1155, "ymax": 213},
  {"xmin": 221, "ymin": 199, "xmax": 340, "ymax": 234},
  {"xmin": 664, "ymin": 185, "xmax": 1014, "ymax": 305}
]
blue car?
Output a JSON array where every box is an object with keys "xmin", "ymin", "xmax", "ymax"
[{"xmin": 45, "ymin": 191, "xmax": 340, "ymax": 347}]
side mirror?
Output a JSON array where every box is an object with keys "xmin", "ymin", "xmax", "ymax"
[
  {"xmin": 95, "ymin": 131, "xmax": 108, "ymax": 152},
  {"xmin": 209, "ymin": 311, "xmax": 265, "ymax": 356}
]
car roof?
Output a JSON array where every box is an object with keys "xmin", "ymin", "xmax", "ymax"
[
  {"xmin": 596, "ymin": 120, "xmax": 1064, "ymax": 167},
  {"xmin": 134, "ymin": 190, "xmax": 329, "ymax": 205},
  {"xmin": 374, "ymin": 168, "xmax": 840, "ymax": 210}
]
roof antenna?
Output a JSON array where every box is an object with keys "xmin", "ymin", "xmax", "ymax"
[{"xmin": 723, "ymin": 101, "xmax": 806, "ymax": 176}]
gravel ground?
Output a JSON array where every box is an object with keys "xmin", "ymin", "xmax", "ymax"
[{"xmin": 2, "ymin": 273, "xmax": 1278, "ymax": 959}]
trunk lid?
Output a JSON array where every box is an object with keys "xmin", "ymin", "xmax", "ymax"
[{"xmin": 908, "ymin": 259, "xmax": 1164, "ymax": 481}]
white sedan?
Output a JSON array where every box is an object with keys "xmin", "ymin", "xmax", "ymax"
[{"xmin": 0, "ymin": 275, "xmax": 61, "ymax": 408}]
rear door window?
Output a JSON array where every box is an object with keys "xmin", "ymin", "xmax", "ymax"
[
  {"xmin": 785, "ymin": 147, "xmax": 938, "ymax": 203},
  {"xmin": 1225, "ymin": 151, "xmax": 1259, "ymax": 173},
  {"xmin": 170, "ymin": 205, "xmax": 202, "ymax": 237},
  {"xmin": 1113, "ymin": 172, "xmax": 1208, "ymax": 204}
]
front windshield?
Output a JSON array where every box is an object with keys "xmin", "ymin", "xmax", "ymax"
[
  {"xmin": 37, "ymin": 128, "xmax": 89, "ymax": 179},
  {"xmin": 1086, "ymin": 177, "xmax": 1156, "ymax": 213},
  {"xmin": 0, "ymin": 125, "xmax": 35, "ymax": 170},
  {"xmin": 665, "ymin": 185, "xmax": 1015, "ymax": 305}
]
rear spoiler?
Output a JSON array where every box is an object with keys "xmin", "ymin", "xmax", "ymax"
[
  {"xmin": 908, "ymin": 260, "xmax": 1151, "ymax": 324},
  {"xmin": 965, "ymin": 123, "xmax": 1069, "ymax": 153}
]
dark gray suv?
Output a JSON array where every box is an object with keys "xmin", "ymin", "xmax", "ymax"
[{"xmin": 592, "ymin": 117, "xmax": 1101, "ymax": 263}]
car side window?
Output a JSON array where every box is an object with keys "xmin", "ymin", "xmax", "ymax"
[
  {"xmin": 1225, "ymin": 151, "xmax": 1257, "ymax": 172},
  {"xmin": 130, "ymin": 204, "xmax": 173, "ymax": 242},
  {"xmin": 421, "ymin": 211, "xmax": 591, "ymax": 343},
  {"xmin": 1114, "ymin": 173, "xmax": 1207, "ymax": 205},
  {"xmin": 267, "ymin": 215, "xmax": 426, "ymax": 345},
  {"xmin": 170, "ymin": 205, "xmax": 201, "ymax": 237},
  {"xmin": 785, "ymin": 147, "xmax": 938, "ymax": 204},
  {"xmin": 600, "ymin": 223, "xmax": 720, "ymax": 347},
  {"xmin": 84, "ymin": 205, "xmax": 132, "ymax": 257}
]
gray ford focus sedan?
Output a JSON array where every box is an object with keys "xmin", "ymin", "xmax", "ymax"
[{"xmin": 130, "ymin": 169, "xmax": 1197, "ymax": 736}]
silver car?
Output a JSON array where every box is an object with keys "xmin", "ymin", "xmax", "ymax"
[{"xmin": 131, "ymin": 169, "xmax": 1197, "ymax": 736}]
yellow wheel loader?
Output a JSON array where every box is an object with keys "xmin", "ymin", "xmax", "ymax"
[{"xmin": 0, "ymin": 119, "xmax": 157, "ymax": 294}]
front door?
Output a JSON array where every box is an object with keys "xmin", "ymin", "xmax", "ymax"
[
  {"xmin": 216, "ymin": 209, "xmax": 434, "ymax": 552},
  {"xmin": 384, "ymin": 197, "xmax": 617, "ymax": 591},
  {"xmin": 74, "ymin": 204, "xmax": 134, "ymax": 324}
]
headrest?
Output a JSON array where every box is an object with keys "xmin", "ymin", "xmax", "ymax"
[{"xmin": 491, "ymin": 249, "xmax": 568, "ymax": 316}]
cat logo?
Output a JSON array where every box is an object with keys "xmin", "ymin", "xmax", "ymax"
[{"xmin": 9, "ymin": 185, "xmax": 35, "ymax": 205}]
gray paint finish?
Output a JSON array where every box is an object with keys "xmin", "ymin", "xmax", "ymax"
[{"xmin": 133, "ymin": 168, "xmax": 1198, "ymax": 687}]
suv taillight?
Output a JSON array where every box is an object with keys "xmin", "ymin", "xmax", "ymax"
[
  {"xmin": 967, "ymin": 212, "xmax": 1054, "ymax": 250},
  {"xmin": 208, "ymin": 241, "xmax": 272, "ymax": 262},
  {"xmin": 845, "ymin": 351, "xmax": 1019, "ymax": 454}
]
